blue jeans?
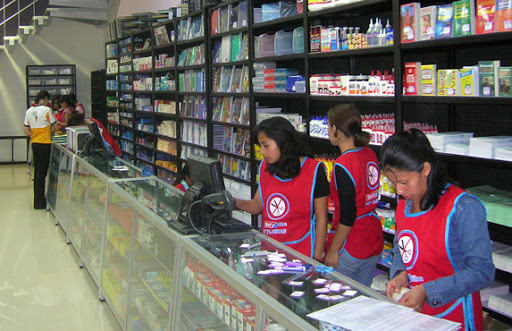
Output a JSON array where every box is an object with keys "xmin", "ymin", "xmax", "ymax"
[{"xmin": 336, "ymin": 251, "xmax": 380, "ymax": 287}]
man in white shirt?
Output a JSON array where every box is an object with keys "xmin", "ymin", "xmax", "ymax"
[{"xmin": 24, "ymin": 90, "xmax": 58, "ymax": 209}]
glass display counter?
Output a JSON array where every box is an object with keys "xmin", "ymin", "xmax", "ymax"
[{"xmin": 47, "ymin": 143, "xmax": 390, "ymax": 331}]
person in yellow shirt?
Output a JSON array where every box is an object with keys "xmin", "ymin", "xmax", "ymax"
[{"xmin": 24, "ymin": 90, "xmax": 58, "ymax": 209}]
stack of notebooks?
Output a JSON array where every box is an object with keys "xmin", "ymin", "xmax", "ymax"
[
  {"xmin": 468, "ymin": 136, "xmax": 512, "ymax": 158},
  {"xmin": 465, "ymin": 184, "xmax": 512, "ymax": 230},
  {"xmin": 426, "ymin": 132, "xmax": 474, "ymax": 153}
]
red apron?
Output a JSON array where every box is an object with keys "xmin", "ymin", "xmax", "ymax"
[
  {"xmin": 326, "ymin": 147, "xmax": 382, "ymax": 259},
  {"xmin": 396, "ymin": 185, "xmax": 484, "ymax": 331},
  {"xmin": 259, "ymin": 157, "xmax": 323, "ymax": 258}
]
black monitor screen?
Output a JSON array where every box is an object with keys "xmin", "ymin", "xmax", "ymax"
[
  {"xmin": 88, "ymin": 122, "xmax": 106, "ymax": 152},
  {"xmin": 187, "ymin": 154, "xmax": 225, "ymax": 195}
]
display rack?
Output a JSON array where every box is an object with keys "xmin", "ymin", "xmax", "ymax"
[
  {"xmin": 46, "ymin": 143, "xmax": 391, "ymax": 331},
  {"xmin": 103, "ymin": 1, "xmax": 512, "ymax": 323},
  {"xmin": 26, "ymin": 64, "xmax": 76, "ymax": 108}
]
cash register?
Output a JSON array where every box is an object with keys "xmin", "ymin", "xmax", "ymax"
[{"xmin": 167, "ymin": 154, "xmax": 252, "ymax": 235}]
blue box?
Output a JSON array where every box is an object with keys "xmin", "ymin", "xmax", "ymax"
[{"xmin": 262, "ymin": 3, "xmax": 280, "ymax": 22}]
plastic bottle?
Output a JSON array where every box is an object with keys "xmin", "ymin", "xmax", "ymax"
[
  {"xmin": 378, "ymin": 28, "xmax": 386, "ymax": 46},
  {"xmin": 367, "ymin": 19, "xmax": 374, "ymax": 47},
  {"xmin": 385, "ymin": 19, "xmax": 394, "ymax": 45},
  {"xmin": 348, "ymin": 27, "xmax": 354, "ymax": 49},
  {"xmin": 371, "ymin": 19, "xmax": 380, "ymax": 48},
  {"xmin": 341, "ymin": 27, "xmax": 348, "ymax": 50}
]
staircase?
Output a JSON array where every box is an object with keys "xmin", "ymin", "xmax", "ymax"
[{"xmin": 0, "ymin": 0, "xmax": 111, "ymax": 53}]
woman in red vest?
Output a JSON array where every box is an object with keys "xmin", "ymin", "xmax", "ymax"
[
  {"xmin": 380, "ymin": 129, "xmax": 494, "ymax": 331},
  {"xmin": 235, "ymin": 116, "xmax": 329, "ymax": 260},
  {"xmin": 323, "ymin": 104, "xmax": 383, "ymax": 287}
]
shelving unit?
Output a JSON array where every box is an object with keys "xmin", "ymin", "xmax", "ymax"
[
  {"xmin": 103, "ymin": 3, "xmax": 512, "ymax": 323},
  {"xmin": 26, "ymin": 64, "xmax": 76, "ymax": 108}
]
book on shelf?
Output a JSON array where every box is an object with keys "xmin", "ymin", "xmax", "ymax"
[
  {"xmin": 238, "ymin": 1, "xmax": 248, "ymax": 28},
  {"xmin": 240, "ymin": 34, "xmax": 249, "ymax": 60},
  {"xmin": 460, "ymin": 66, "xmax": 480, "ymax": 96},
  {"xmin": 221, "ymin": 97, "xmax": 233, "ymax": 122},
  {"xmin": 240, "ymin": 97, "xmax": 250, "ymax": 125},
  {"xmin": 211, "ymin": 9, "xmax": 220, "ymax": 35},
  {"xmin": 231, "ymin": 4, "xmax": 239, "ymax": 29},
  {"xmin": 421, "ymin": 64, "xmax": 437, "ymax": 96},
  {"xmin": 400, "ymin": 3, "xmax": 421, "ymax": 43},
  {"xmin": 476, "ymin": 0, "xmax": 496, "ymax": 34},
  {"xmin": 231, "ymin": 33, "xmax": 241, "ymax": 62},
  {"xmin": 231, "ymin": 97, "xmax": 243, "ymax": 123},
  {"xmin": 220, "ymin": 35, "xmax": 232, "ymax": 63},
  {"xmin": 212, "ymin": 97, "xmax": 222, "ymax": 121},
  {"xmin": 479, "ymin": 60, "xmax": 500, "ymax": 96},
  {"xmin": 241, "ymin": 65, "xmax": 249, "ymax": 92},
  {"xmin": 153, "ymin": 25, "xmax": 170, "ymax": 46},
  {"xmin": 436, "ymin": 3, "xmax": 454, "ymax": 38},
  {"xmin": 496, "ymin": 0, "xmax": 512, "ymax": 32},
  {"xmin": 420, "ymin": 5, "xmax": 437, "ymax": 40},
  {"xmin": 437, "ymin": 69, "xmax": 460, "ymax": 96},
  {"xmin": 220, "ymin": 6, "xmax": 229, "ymax": 33},
  {"xmin": 231, "ymin": 67, "xmax": 243, "ymax": 92},
  {"xmin": 498, "ymin": 66, "xmax": 512, "ymax": 96},
  {"xmin": 212, "ymin": 67, "xmax": 222, "ymax": 92},
  {"xmin": 453, "ymin": 0, "xmax": 475, "ymax": 36},
  {"xmin": 404, "ymin": 62, "xmax": 422, "ymax": 95}
]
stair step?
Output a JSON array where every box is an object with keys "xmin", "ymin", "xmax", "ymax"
[
  {"xmin": 32, "ymin": 16, "xmax": 50, "ymax": 26},
  {"xmin": 46, "ymin": 7, "xmax": 107, "ymax": 21},
  {"xmin": 4, "ymin": 36, "xmax": 20, "ymax": 46},
  {"xmin": 18, "ymin": 26, "xmax": 36, "ymax": 35},
  {"xmin": 49, "ymin": 0, "xmax": 109, "ymax": 10}
]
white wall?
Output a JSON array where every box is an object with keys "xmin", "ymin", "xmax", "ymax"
[
  {"xmin": 117, "ymin": 0, "xmax": 180, "ymax": 17},
  {"xmin": 0, "ymin": 18, "xmax": 108, "ymax": 136}
]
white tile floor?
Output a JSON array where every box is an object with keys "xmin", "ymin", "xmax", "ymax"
[{"xmin": 0, "ymin": 164, "xmax": 121, "ymax": 331}]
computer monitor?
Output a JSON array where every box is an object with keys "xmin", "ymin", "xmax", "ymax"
[
  {"xmin": 187, "ymin": 154, "xmax": 225, "ymax": 195},
  {"xmin": 88, "ymin": 122, "xmax": 107, "ymax": 152}
]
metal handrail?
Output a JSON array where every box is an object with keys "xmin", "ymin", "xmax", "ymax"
[{"xmin": 1, "ymin": 0, "xmax": 39, "ymax": 41}]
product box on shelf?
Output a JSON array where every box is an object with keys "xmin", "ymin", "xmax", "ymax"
[
  {"xmin": 427, "ymin": 132, "xmax": 474, "ymax": 152},
  {"xmin": 468, "ymin": 136, "xmax": 512, "ymax": 158}
]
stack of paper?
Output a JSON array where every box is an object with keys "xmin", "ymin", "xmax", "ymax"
[
  {"xmin": 468, "ymin": 136, "xmax": 512, "ymax": 159},
  {"xmin": 307, "ymin": 296, "xmax": 461, "ymax": 331},
  {"xmin": 480, "ymin": 281, "xmax": 510, "ymax": 303},
  {"xmin": 491, "ymin": 241, "xmax": 512, "ymax": 273},
  {"xmin": 495, "ymin": 146, "xmax": 512, "ymax": 161},
  {"xmin": 488, "ymin": 294, "xmax": 512, "ymax": 318},
  {"xmin": 427, "ymin": 132, "xmax": 473, "ymax": 153},
  {"xmin": 444, "ymin": 143, "xmax": 470, "ymax": 156},
  {"xmin": 467, "ymin": 186, "xmax": 512, "ymax": 228}
]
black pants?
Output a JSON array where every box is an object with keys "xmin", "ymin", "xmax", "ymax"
[{"xmin": 32, "ymin": 143, "xmax": 51, "ymax": 209}]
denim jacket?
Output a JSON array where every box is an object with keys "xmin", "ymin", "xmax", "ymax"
[{"xmin": 390, "ymin": 193, "xmax": 495, "ymax": 307}]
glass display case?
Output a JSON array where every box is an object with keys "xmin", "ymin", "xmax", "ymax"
[{"xmin": 47, "ymin": 143, "xmax": 391, "ymax": 331}]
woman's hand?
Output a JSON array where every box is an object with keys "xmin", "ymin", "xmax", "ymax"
[
  {"xmin": 399, "ymin": 284, "xmax": 427, "ymax": 312},
  {"xmin": 323, "ymin": 249, "xmax": 339, "ymax": 268},
  {"xmin": 386, "ymin": 270, "xmax": 409, "ymax": 298}
]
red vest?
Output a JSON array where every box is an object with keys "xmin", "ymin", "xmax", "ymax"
[
  {"xmin": 259, "ymin": 157, "xmax": 323, "ymax": 258},
  {"xmin": 90, "ymin": 118, "xmax": 122, "ymax": 156},
  {"xmin": 327, "ymin": 147, "xmax": 383, "ymax": 259},
  {"xmin": 396, "ymin": 185, "xmax": 484, "ymax": 331}
]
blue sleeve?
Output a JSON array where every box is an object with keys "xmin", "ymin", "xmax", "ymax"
[
  {"xmin": 390, "ymin": 233, "xmax": 406, "ymax": 279},
  {"xmin": 423, "ymin": 194, "xmax": 495, "ymax": 307}
]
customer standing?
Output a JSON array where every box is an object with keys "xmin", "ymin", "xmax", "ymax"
[
  {"xmin": 323, "ymin": 104, "xmax": 383, "ymax": 287},
  {"xmin": 24, "ymin": 90, "xmax": 58, "ymax": 209}
]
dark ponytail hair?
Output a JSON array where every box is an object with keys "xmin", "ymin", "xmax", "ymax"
[
  {"xmin": 327, "ymin": 104, "xmax": 370, "ymax": 147},
  {"xmin": 254, "ymin": 116, "xmax": 312, "ymax": 179},
  {"xmin": 379, "ymin": 129, "xmax": 448, "ymax": 210}
]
